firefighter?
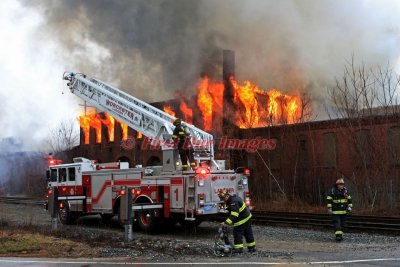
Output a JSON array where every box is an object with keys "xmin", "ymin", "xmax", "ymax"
[
  {"xmin": 172, "ymin": 118, "xmax": 195, "ymax": 171},
  {"xmin": 218, "ymin": 189, "xmax": 256, "ymax": 253},
  {"xmin": 326, "ymin": 177, "xmax": 353, "ymax": 241}
]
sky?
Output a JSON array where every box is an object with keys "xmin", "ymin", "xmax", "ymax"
[{"xmin": 1, "ymin": 0, "xmax": 400, "ymax": 152}]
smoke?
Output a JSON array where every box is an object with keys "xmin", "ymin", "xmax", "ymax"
[{"xmin": 19, "ymin": 0, "xmax": 400, "ymax": 104}]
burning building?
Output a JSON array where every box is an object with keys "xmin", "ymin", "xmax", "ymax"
[{"xmin": 65, "ymin": 50, "xmax": 400, "ymax": 210}]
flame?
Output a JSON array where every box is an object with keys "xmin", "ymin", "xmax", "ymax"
[
  {"xmin": 120, "ymin": 122, "xmax": 128, "ymax": 140},
  {"xmin": 196, "ymin": 77, "xmax": 223, "ymax": 131},
  {"xmin": 176, "ymin": 92, "xmax": 193, "ymax": 124},
  {"xmin": 231, "ymin": 78, "xmax": 260, "ymax": 128},
  {"xmin": 79, "ymin": 115, "xmax": 91, "ymax": 144},
  {"xmin": 137, "ymin": 131, "xmax": 143, "ymax": 139},
  {"xmin": 231, "ymin": 77, "xmax": 301, "ymax": 128},
  {"xmin": 79, "ymin": 112, "xmax": 102, "ymax": 143},
  {"xmin": 163, "ymin": 105, "xmax": 176, "ymax": 117},
  {"xmin": 99, "ymin": 113, "xmax": 115, "ymax": 142}
]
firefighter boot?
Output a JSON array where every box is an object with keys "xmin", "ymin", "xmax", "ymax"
[
  {"xmin": 335, "ymin": 234, "xmax": 343, "ymax": 242},
  {"xmin": 232, "ymin": 248, "xmax": 243, "ymax": 254},
  {"xmin": 248, "ymin": 246, "xmax": 257, "ymax": 253}
]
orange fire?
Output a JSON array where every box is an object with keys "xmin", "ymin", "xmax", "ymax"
[
  {"xmin": 196, "ymin": 77, "xmax": 224, "ymax": 131},
  {"xmin": 99, "ymin": 113, "xmax": 115, "ymax": 142},
  {"xmin": 79, "ymin": 112, "xmax": 130, "ymax": 144},
  {"xmin": 176, "ymin": 92, "xmax": 193, "ymax": 124},
  {"xmin": 79, "ymin": 112, "xmax": 102, "ymax": 143},
  {"xmin": 120, "ymin": 122, "xmax": 128, "ymax": 140},
  {"xmin": 190, "ymin": 76, "xmax": 302, "ymax": 130},
  {"xmin": 163, "ymin": 105, "xmax": 176, "ymax": 117}
]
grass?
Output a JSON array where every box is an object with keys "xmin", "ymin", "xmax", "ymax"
[{"xmin": 0, "ymin": 225, "xmax": 100, "ymax": 257}]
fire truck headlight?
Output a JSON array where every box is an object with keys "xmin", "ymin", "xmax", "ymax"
[{"xmin": 242, "ymin": 178, "xmax": 248, "ymax": 185}]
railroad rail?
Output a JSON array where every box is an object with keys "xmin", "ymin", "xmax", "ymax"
[
  {"xmin": 252, "ymin": 210, "xmax": 400, "ymax": 233},
  {"xmin": 0, "ymin": 196, "xmax": 45, "ymax": 206},
  {"xmin": 1, "ymin": 196, "xmax": 399, "ymax": 233}
]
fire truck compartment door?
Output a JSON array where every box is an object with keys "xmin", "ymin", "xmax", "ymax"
[
  {"xmin": 211, "ymin": 175, "xmax": 237, "ymax": 202},
  {"xmin": 91, "ymin": 173, "xmax": 112, "ymax": 212},
  {"xmin": 171, "ymin": 184, "xmax": 184, "ymax": 208}
]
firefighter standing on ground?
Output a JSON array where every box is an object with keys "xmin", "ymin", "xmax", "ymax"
[
  {"xmin": 326, "ymin": 178, "xmax": 353, "ymax": 241},
  {"xmin": 218, "ymin": 189, "xmax": 256, "ymax": 253},
  {"xmin": 172, "ymin": 118, "xmax": 195, "ymax": 171}
]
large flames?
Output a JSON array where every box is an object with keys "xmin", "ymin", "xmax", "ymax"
[
  {"xmin": 79, "ymin": 112, "xmax": 128, "ymax": 144},
  {"xmin": 78, "ymin": 77, "xmax": 303, "ymax": 144}
]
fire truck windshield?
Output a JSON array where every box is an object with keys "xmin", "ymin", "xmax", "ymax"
[{"xmin": 50, "ymin": 169, "xmax": 57, "ymax": 182}]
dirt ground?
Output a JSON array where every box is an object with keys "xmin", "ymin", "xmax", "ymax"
[{"xmin": 1, "ymin": 202, "xmax": 400, "ymax": 265}]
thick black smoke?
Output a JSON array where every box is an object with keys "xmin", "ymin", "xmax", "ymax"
[{"xmin": 20, "ymin": 0, "xmax": 400, "ymax": 105}]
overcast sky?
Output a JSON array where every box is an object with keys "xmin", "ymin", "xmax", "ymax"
[{"xmin": 1, "ymin": 0, "xmax": 400, "ymax": 151}]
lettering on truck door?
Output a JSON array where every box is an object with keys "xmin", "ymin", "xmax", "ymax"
[{"xmin": 171, "ymin": 178, "xmax": 183, "ymax": 208}]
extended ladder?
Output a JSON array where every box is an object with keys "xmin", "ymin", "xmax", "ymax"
[{"xmin": 63, "ymin": 72, "xmax": 216, "ymax": 166}]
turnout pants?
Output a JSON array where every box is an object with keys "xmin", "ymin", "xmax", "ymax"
[
  {"xmin": 332, "ymin": 214, "xmax": 346, "ymax": 236},
  {"xmin": 233, "ymin": 220, "xmax": 255, "ymax": 251}
]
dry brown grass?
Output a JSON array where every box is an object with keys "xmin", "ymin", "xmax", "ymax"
[{"xmin": 0, "ymin": 228, "xmax": 101, "ymax": 257}]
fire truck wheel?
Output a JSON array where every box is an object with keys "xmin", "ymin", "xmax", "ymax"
[
  {"xmin": 138, "ymin": 210, "xmax": 159, "ymax": 232},
  {"xmin": 58, "ymin": 202, "xmax": 77, "ymax": 225}
]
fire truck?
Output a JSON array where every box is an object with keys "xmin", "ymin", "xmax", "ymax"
[{"xmin": 45, "ymin": 72, "xmax": 251, "ymax": 232}]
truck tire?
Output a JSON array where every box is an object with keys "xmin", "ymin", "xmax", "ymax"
[
  {"xmin": 58, "ymin": 202, "xmax": 77, "ymax": 225},
  {"xmin": 138, "ymin": 210, "xmax": 160, "ymax": 233}
]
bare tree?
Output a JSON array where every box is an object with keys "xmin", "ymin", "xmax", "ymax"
[
  {"xmin": 47, "ymin": 119, "xmax": 79, "ymax": 154},
  {"xmin": 325, "ymin": 56, "xmax": 400, "ymax": 212}
]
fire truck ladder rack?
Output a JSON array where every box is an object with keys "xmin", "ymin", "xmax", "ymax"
[{"xmin": 63, "ymin": 72, "xmax": 219, "ymax": 169}]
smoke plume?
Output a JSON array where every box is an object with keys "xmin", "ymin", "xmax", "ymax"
[{"xmin": 20, "ymin": 0, "xmax": 400, "ymax": 107}]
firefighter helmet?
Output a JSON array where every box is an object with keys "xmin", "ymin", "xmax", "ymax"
[
  {"xmin": 217, "ymin": 188, "xmax": 230, "ymax": 199},
  {"xmin": 336, "ymin": 178, "xmax": 345, "ymax": 184},
  {"xmin": 173, "ymin": 118, "xmax": 182, "ymax": 126}
]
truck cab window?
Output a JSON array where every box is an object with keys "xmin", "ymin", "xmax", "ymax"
[
  {"xmin": 50, "ymin": 169, "xmax": 58, "ymax": 182},
  {"xmin": 68, "ymin": 167, "xmax": 76, "ymax": 181},
  {"xmin": 59, "ymin": 168, "xmax": 67, "ymax": 182}
]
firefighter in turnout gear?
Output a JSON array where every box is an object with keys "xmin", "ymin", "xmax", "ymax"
[
  {"xmin": 218, "ymin": 189, "xmax": 256, "ymax": 254},
  {"xmin": 172, "ymin": 118, "xmax": 195, "ymax": 171},
  {"xmin": 326, "ymin": 177, "xmax": 353, "ymax": 241}
]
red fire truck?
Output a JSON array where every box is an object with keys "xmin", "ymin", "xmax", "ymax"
[{"xmin": 45, "ymin": 73, "xmax": 251, "ymax": 232}]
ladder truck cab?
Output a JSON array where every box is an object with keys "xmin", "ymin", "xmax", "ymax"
[{"xmin": 44, "ymin": 72, "xmax": 252, "ymax": 232}]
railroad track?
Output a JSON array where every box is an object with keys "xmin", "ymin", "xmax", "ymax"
[
  {"xmin": 2, "ymin": 196, "xmax": 399, "ymax": 233},
  {"xmin": 0, "ymin": 196, "xmax": 45, "ymax": 206},
  {"xmin": 252, "ymin": 210, "xmax": 400, "ymax": 233}
]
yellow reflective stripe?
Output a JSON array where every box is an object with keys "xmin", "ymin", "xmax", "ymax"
[
  {"xmin": 190, "ymin": 162, "xmax": 196, "ymax": 166},
  {"xmin": 247, "ymin": 242, "xmax": 256, "ymax": 247},
  {"xmin": 226, "ymin": 218, "xmax": 233, "ymax": 224},
  {"xmin": 327, "ymin": 196, "xmax": 333, "ymax": 200},
  {"xmin": 231, "ymin": 211, "xmax": 239, "ymax": 217},
  {"xmin": 347, "ymin": 196, "xmax": 352, "ymax": 199},
  {"xmin": 172, "ymin": 135, "xmax": 177, "ymax": 138},
  {"xmin": 234, "ymin": 244, "xmax": 244, "ymax": 248},
  {"xmin": 327, "ymin": 204, "xmax": 332, "ymax": 208},
  {"xmin": 332, "ymin": 210, "xmax": 347, "ymax": 214},
  {"xmin": 335, "ymin": 231, "xmax": 343, "ymax": 235},
  {"xmin": 332, "ymin": 199, "xmax": 348, "ymax": 203},
  {"xmin": 178, "ymin": 131, "xmax": 185, "ymax": 134},
  {"xmin": 348, "ymin": 204, "xmax": 353, "ymax": 207},
  {"xmin": 239, "ymin": 202, "xmax": 246, "ymax": 212},
  {"xmin": 182, "ymin": 164, "xmax": 188, "ymax": 167},
  {"xmin": 234, "ymin": 214, "xmax": 252, "ymax": 227}
]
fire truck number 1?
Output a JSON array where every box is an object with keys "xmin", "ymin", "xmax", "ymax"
[{"xmin": 174, "ymin": 188, "xmax": 179, "ymax": 202}]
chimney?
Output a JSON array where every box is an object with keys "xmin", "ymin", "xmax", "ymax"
[{"xmin": 222, "ymin": 49, "xmax": 236, "ymax": 133}]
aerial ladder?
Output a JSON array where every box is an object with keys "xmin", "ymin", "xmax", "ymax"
[{"xmin": 63, "ymin": 72, "xmax": 220, "ymax": 171}]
